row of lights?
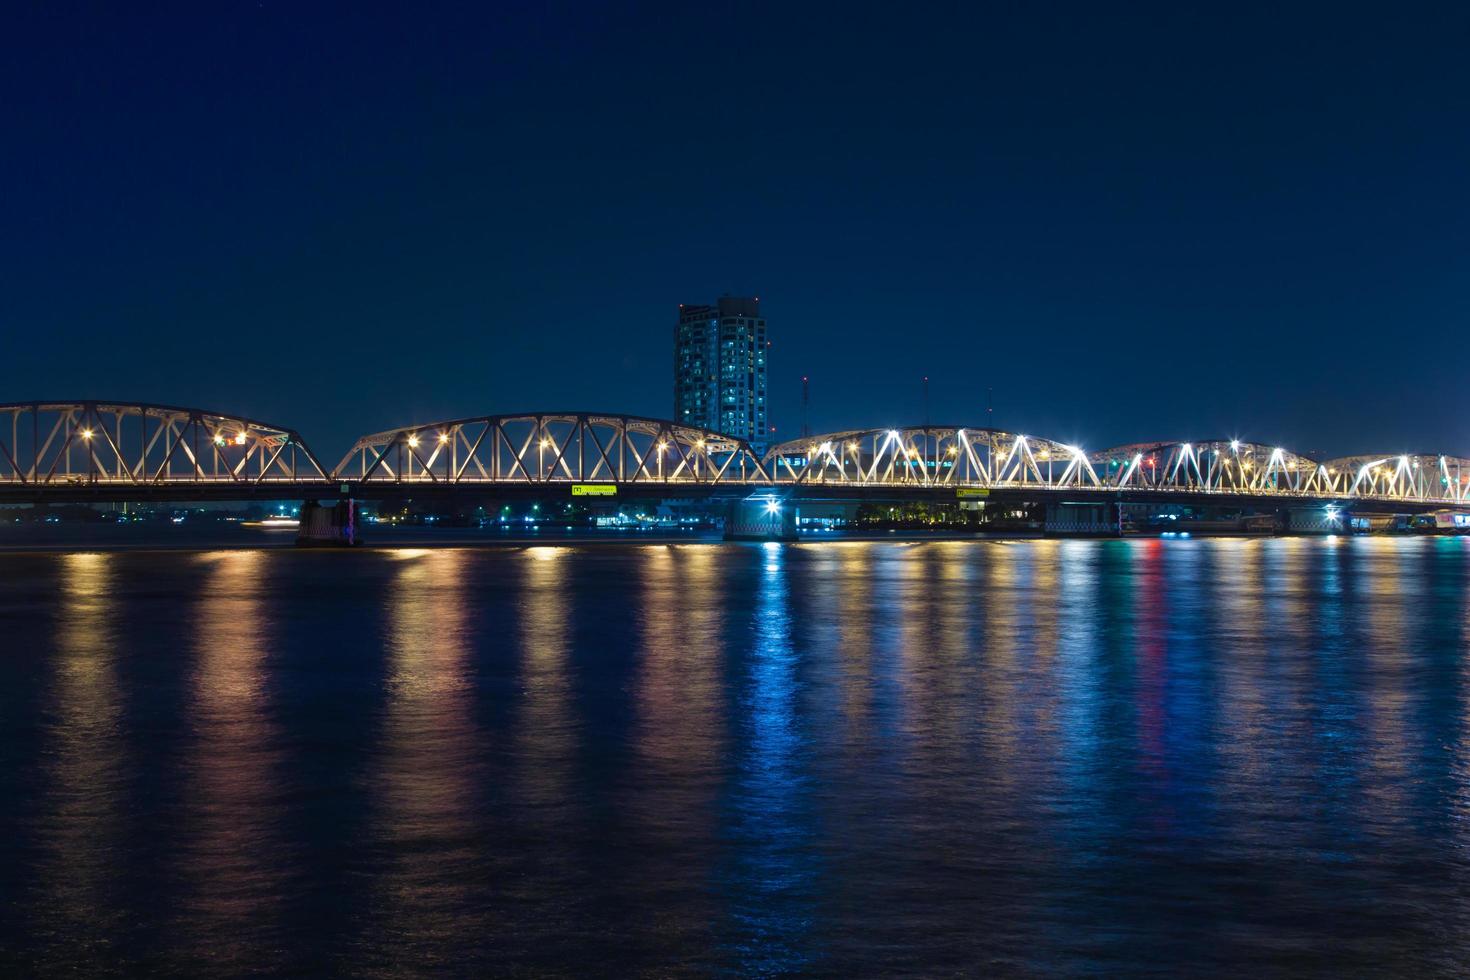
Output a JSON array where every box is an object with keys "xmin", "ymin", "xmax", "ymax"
[
  {"xmin": 79, "ymin": 427, "xmax": 249, "ymax": 446},
  {"xmin": 402, "ymin": 432, "xmax": 690, "ymax": 455}
]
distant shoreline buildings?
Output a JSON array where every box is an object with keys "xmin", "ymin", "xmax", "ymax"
[{"xmin": 673, "ymin": 295, "xmax": 770, "ymax": 455}]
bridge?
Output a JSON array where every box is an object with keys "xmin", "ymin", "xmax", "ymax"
[
  {"xmin": 765, "ymin": 429, "xmax": 1470, "ymax": 504},
  {"xmin": 1, "ymin": 402, "xmax": 1467, "ymax": 519}
]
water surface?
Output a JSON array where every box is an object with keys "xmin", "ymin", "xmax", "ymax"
[{"xmin": 2, "ymin": 537, "xmax": 1469, "ymax": 976}]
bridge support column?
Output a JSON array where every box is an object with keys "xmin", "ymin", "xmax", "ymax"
[
  {"xmin": 297, "ymin": 499, "xmax": 362, "ymax": 547},
  {"xmin": 724, "ymin": 496, "xmax": 798, "ymax": 542},
  {"xmin": 1285, "ymin": 505, "xmax": 1345, "ymax": 535},
  {"xmin": 1043, "ymin": 500, "xmax": 1122, "ymax": 537}
]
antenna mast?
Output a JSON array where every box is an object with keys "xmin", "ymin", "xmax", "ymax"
[{"xmin": 801, "ymin": 376, "xmax": 810, "ymax": 438}]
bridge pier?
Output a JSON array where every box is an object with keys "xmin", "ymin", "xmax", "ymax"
[
  {"xmin": 1285, "ymin": 505, "xmax": 1345, "ymax": 534},
  {"xmin": 296, "ymin": 499, "xmax": 362, "ymax": 547},
  {"xmin": 1043, "ymin": 500, "xmax": 1122, "ymax": 537},
  {"xmin": 724, "ymin": 496, "xmax": 798, "ymax": 542}
]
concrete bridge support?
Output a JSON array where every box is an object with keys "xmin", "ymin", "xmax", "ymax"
[
  {"xmin": 1285, "ymin": 506, "xmax": 1344, "ymax": 534},
  {"xmin": 724, "ymin": 496, "xmax": 799, "ymax": 541},
  {"xmin": 1044, "ymin": 500, "xmax": 1122, "ymax": 536},
  {"xmin": 297, "ymin": 499, "xmax": 362, "ymax": 546}
]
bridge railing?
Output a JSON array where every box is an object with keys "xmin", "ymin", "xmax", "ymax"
[
  {"xmin": 334, "ymin": 413, "xmax": 772, "ymax": 487},
  {"xmin": 0, "ymin": 402, "xmax": 329, "ymax": 487}
]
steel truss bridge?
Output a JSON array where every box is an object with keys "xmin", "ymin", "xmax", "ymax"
[{"xmin": 1, "ymin": 402, "xmax": 1467, "ymax": 510}]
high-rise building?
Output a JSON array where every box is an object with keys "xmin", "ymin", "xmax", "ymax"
[{"xmin": 674, "ymin": 295, "xmax": 769, "ymax": 454}]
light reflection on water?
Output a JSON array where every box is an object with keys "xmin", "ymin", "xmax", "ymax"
[
  {"xmin": 36, "ymin": 553, "xmax": 124, "ymax": 969},
  {"xmin": 176, "ymin": 550, "xmax": 284, "ymax": 972},
  {"xmin": 628, "ymin": 545, "xmax": 726, "ymax": 959},
  {"xmin": 4, "ymin": 537, "xmax": 1470, "ymax": 975},
  {"xmin": 359, "ymin": 548, "xmax": 484, "ymax": 974},
  {"xmin": 721, "ymin": 541, "xmax": 816, "ymax": 974}
]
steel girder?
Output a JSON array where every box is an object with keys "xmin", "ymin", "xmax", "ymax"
[
  {"xmin": 0, "ymin": 401, "xmax": 328, "ymax": 488},
  {"xmin": 335, "ymin": 412, "xmax": 771, "ymax": 486}
]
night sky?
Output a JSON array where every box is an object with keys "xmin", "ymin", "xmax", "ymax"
[{"xmin": 3, "ymin": 3, "xmax": 1466, "ymax": 460}]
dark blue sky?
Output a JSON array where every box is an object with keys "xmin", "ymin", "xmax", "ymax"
[{"xmin": 3, "ymin": 2, "xmax": 1466, "ymax": 459}]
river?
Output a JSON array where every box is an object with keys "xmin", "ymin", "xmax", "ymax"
[{"xmin": 3, "ymin": 536, "xmax": 1469, "ymax": 975}]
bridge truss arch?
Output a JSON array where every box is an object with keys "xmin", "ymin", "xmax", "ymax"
[
  {"xmin": 1320, "ymin": 453, "xmax": 1470, "ymax": 503},
  {"xmin": 335, "ymin": 412, "xmax": 771, "ymax": 486},
  {"xmin": 764, "ymin": 426, "xmax": 1103, "ymax": 488},
  {"xmin": 0, "ymin": 401, "xmax": 328, "ymax": 487},
  {"xmin": 5, "ymin": 400, "xmax": 1470, "ymax": 508},
  {"xmin": 1088, "ymin": 441, "xmax": 1334, "ymax": 495}
]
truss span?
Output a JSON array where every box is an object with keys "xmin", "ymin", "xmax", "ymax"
[
  {"xmin": 5, "ymin": 401, "xmax": 1470, "ymax": 507},
  {"xmin": 1320, "ymin": 453, "xmax": 1470, "ymax": 503},
  {"xmin": 335, "ymin": 412, "xmax": 772, "ymax": 486},
  {"xmin": 767, "ymin": 430, "xmax": 1470, "ymax": 504},
  {"xmin": 0, "ymin": 401, "xmax": 328, "ymax": 487},
  {"xmin": 1088, "ymin": 441, "xmax": 1333, "ymax": 494},
  {"xmin": 765, "ymin": 427, "xmax": 1104, "ymax": 487},
  {"xmin": 1086, "ymin": 442, "xmax": 1470, "ymax": 502}
]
